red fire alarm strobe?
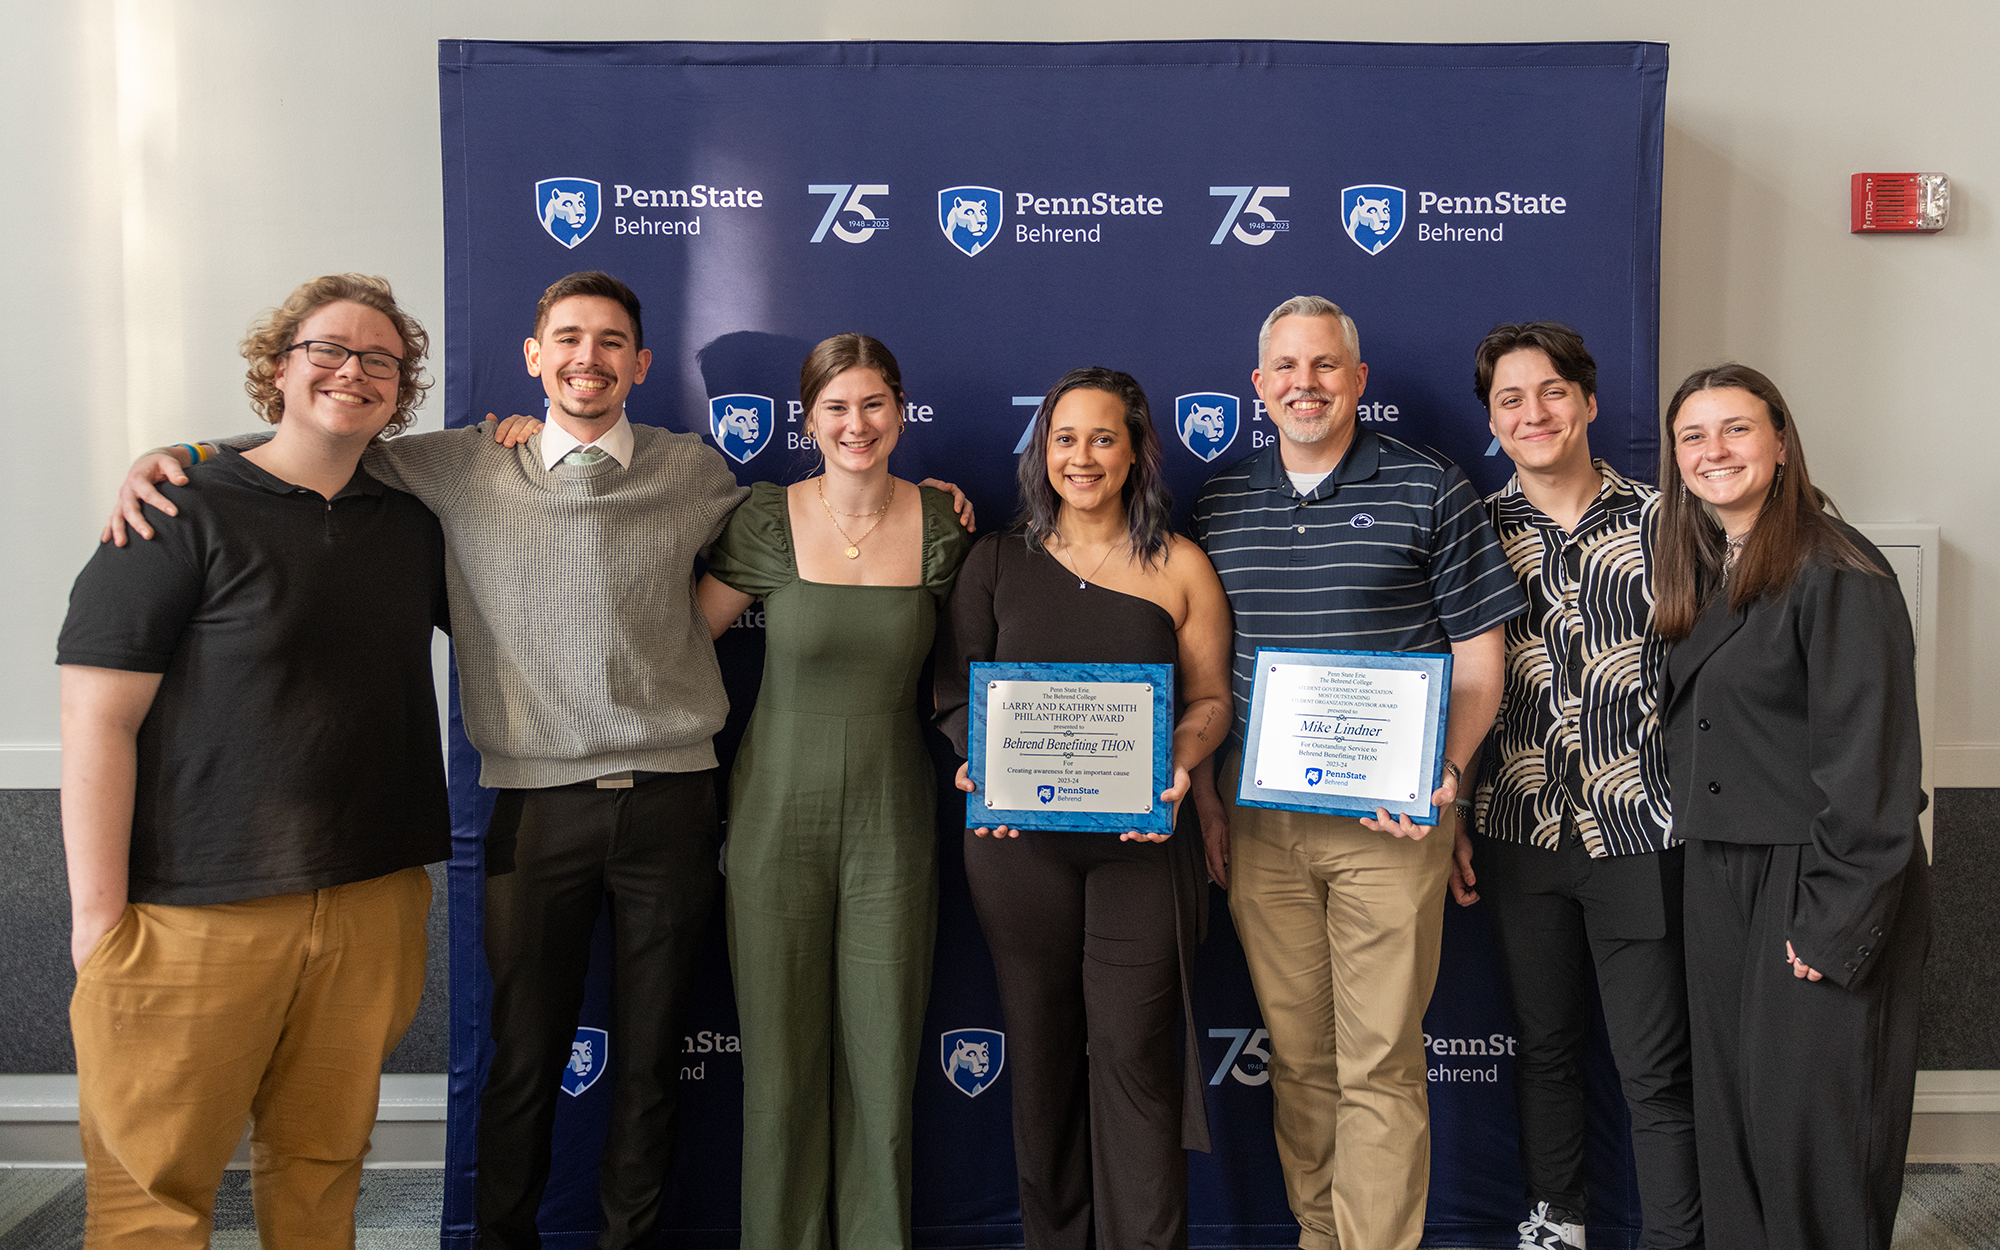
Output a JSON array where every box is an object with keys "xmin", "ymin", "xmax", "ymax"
[{"xmin": 1852, "ymin": 173, "xmax": 1950, "ymax": 233}]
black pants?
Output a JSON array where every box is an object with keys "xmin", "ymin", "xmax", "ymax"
[
  {"xmin": 1683, "ymin": 839, "xmax": 1930, "ymax": 1250},
  {"xmin": 476, "ymin": 771, "xmax": 721, "ymax": 1250},
  {"xmin": 964, "ymin": 829, "xmax": 1187, "ymax": 1250},
  {"xmin": 1477, "ymin": 830, "xmax": 1701, "ymax": 1248}
]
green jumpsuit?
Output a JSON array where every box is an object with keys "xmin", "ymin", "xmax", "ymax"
[{"xmin": 706, "ymin": 481, "xmax": 971, "ymax": 1250}]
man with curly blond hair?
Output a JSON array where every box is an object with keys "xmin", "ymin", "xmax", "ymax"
[{"xmin": 58, "ymin": 274, "xmax": 450, "ymax": 1248}]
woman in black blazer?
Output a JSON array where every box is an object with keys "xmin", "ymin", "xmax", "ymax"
[{"xmin": 1655, "ymin": 364, "xmax": 1930, "ymax": 1250}]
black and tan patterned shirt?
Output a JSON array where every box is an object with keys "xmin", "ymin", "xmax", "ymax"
[{"xmin": 1474, "ymin": 462, "xmax": 1673, "ymax": 857}]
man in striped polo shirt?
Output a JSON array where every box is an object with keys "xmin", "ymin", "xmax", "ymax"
[
  {"xmin": 1190, "ymin": 295, "xmax": 1524, "ymax": 1250},
  {"xmin": 1452, "ymin": 322, "xmax": 1697, "ymax": 1250}
]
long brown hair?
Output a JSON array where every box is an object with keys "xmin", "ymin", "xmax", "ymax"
[
  {"xmin": 1013, "ymin": 367, "xmax": 1175, "ymax": 567},
  {"xmin": 1654, "ymin": 363, "xmax": 1879, "ymax": 640}
]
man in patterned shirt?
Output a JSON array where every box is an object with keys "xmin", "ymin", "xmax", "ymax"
[{"xmin": 1455, "ymin": 322, "xmax": 1699, "ymax": 1250}]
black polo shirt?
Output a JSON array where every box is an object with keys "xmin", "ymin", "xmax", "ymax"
[
  {"xmin": 58, "ymin": 447, "xmax": 450, "ymax": 905},
  {"xmin": 1191, "ymin": 430, "xmax": 1526, "ymax": 746}
]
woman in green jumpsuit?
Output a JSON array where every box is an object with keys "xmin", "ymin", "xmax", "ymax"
[{"xmin": 698, "ymin": 334, "xmax": 971, "ymax": 1250}]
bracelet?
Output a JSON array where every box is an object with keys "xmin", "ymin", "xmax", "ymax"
[{"xmin": 173, "ymin": 442, "xmax": 207, "ymax": 465}]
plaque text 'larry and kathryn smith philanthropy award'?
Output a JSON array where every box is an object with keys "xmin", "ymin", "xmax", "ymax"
[
  {"xmin": 1237, "ymin": 648, "xmax": 1453, "ymax": 824},
  {"xmin": 967, "ymin": 662, "xmax": 1174, "ymax": 834}
]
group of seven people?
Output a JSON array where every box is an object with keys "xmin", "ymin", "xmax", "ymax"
[{"xmin": 61, "ymin": 269, "xmax": 1927, "ymax": 1250}]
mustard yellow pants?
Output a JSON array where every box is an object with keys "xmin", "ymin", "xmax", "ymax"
[
  {"xmin": 70, "ymin": 866, "xmax": 431, "ymax": 1249},
  {"xmin": 1224, "ymin": 759, "xmax": 1454, "ymax": 1250}
]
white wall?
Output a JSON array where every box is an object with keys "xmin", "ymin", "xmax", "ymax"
[{"xmin": 5, "ymin": 0, "xmax": 1995, "ymax": 786}]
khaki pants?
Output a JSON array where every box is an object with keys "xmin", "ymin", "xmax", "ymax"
[
  {"xmin": 1224, "ymin": 758, "xmax": 1453, "ymax": 1250},
  {"xmin": 70, "ymin": 866, "xmax": 432, "ymax": 1249}
]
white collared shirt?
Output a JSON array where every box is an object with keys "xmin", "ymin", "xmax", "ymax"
[{"xmin": 540, "ymin": 412, "xmax": 635, "ymax": 470}]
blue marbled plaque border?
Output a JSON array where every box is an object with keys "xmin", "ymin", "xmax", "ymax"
[
  {"xmin": 1237, "ymin": 648, "xmax": 1454, "ymax": 824},
  {"xmin": 968, "ymin": 661, "xmax": 1174, "ymax": 834}
]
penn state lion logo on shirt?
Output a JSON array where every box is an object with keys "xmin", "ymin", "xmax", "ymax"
[
  {"xmin": 535, "ymin": 178, "xmax": 602, "ymax": 249},
  {"xmin": 1174, "ymin": 393, "xmax": 1241, "ymax": 463},
  {"xmin": 941, "ymin": 1028, "xmax": 1005, "ymax": 1098},
  {"xmin": 1340, "ymin": 184, "xmax": 1406, "ymax": 255},
  {"xmin": 562, "ymin": 1026, "xmax": 609, "ymax": 1096},
  {"xmin": 938, "ymin": 187, "xmax": 1004, "ymax": 258},
  {"xmin": 709, "ymin": 394, "xmax": 775, "ymax": 464}
]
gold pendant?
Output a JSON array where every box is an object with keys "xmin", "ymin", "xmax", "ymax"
[{"xmin": 845, "ymin": 545, "xmax": 860, "ymax": 559}]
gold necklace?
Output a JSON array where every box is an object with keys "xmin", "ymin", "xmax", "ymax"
[{"xmin": 818, "ymin": 477, "xmax": 894, "ymax": 559}]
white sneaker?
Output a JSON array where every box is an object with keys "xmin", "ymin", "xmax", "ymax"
[{"xmin": 1516, "ymin": 1200, "xmax": 1587, "ymax": 1249}]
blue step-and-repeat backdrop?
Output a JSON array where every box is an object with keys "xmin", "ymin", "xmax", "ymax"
[{"xmin": 438, "ymin": 39, "xmax": 1667, "ymax": 1248}]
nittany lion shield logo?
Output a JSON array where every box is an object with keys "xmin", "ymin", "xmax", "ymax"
[
  {"xmin": 1175, "ymin": 393, "xmax": 1241, "ymax": 463},
  {"xmin": 1305, "ymin": 768, "xmax": 1323, "ymax": 787},
  {"xmin": 709, "ymin": 394, "xmax": 775, "ymax": 464},
  {"xmin": 941, "ymin": 1028, "xmax": 1005, "ymax": 1098},
  {"xmin": 1341, "ymin": 184, "xmax": 1406, "ymax": 256},
  {"xmin": 536, "ymin": 178, "xmax": 602, "ymax": 250},
  {"xmin": 562, "ymin": 1027, "xmax": 608, "ymax": 1097},
  {"xmin": 1037, "ymin": 784, "xmax": 1056, "ymax": 805},
  {"xmin": 938, "ymin": 187, "xmax": 1003, "ymax": 258}
]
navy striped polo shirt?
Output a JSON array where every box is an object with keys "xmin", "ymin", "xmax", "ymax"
[{"xmin": 1191, "ymin": 430, "xmax": 1527, "ymax": 746}]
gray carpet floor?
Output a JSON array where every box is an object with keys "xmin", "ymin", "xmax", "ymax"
[{"xmin": 0, "ymin": 1166, "xmax": 1993, "ymax": 1248}]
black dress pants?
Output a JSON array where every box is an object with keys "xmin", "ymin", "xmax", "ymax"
[
  {"xmin": 1683, "ymin": 839, "xmax": 1930, "ymax": 1250},
  {"xmin": 1477, "ymin": 830, "xmax": 1701, "ymax": 1248},
  {"xmin": 477, "ymin": 770, "xmax": 722, "ymax": 1250},
  {"xmin": 964, "ymin": 829, "xmax": 1187, "ymax": 1250}
]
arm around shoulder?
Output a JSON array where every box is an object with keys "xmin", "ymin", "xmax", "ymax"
[
  {"xmin": 934, "ymin": 531, "xmax": 1005, "ymax": 757},
  {"xmin": 357, "ymin": 425, "xmax": 493, "ymax": 505}
]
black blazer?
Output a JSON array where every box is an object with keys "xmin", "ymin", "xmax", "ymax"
[{"xmin": 1662, "ymin": 519, "xmax": 1923, "ymax": 989}]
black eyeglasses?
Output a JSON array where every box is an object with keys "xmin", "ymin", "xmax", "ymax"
[{"xmin": 286, "ymin": 340, "xmax": 404, "ymax": 380}]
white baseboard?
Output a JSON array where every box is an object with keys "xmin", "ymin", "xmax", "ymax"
[
  {"xmin": 0, "ymin": 1074, "xmax": 444, "ymax": 1122},
  {"xmin": 0, "ymin": 1075, "xmax": 447, "ymax": 1168},
  {"xmin": 1937, "ymin": 745, "xmax": 2000, "ymax": 789},
  {"xmin": 0, "ymin": 748, "xmax": 59, "ymax": 790},
  {"xmin": 1914, "ymin": 1070, "xmax": 2000, "ymax": 1114}
]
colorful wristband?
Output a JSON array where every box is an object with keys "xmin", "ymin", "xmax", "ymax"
[{"xmin": 173, "ymin": 442, "xmax": 206, "ymax": 465}]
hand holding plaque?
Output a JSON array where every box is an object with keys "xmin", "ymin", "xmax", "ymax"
[
  {"xmin": 963, "ymin": 662, "xmax": 1175, "ymax": 835},
  {"xmin": 1236, "ymin": 648, "xmax": 1454, "ymax": 826}
]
